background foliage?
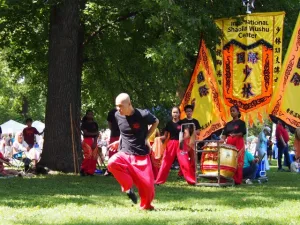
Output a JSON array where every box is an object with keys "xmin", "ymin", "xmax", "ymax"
[{"xmin": 0, "ymin": 0, "xmax": 299, "ymax": 129}]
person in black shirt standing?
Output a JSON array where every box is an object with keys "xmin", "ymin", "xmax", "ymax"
[
  {"xmin": 155, "ymin": 106, "xmax": 195, "ymax": 185},
  {"xmin": 221, "ymin": 105, "xmax": 247, "ymax": 185},
  {"xmin": 107, "ymin": 93, "xmax": 159, "ymax": 210},
  {"xmin": 178, "ymin": 105, "xmax": 201, "ymax": 178},
  {"xmin": 80, "ymin": 110, "xmax": 99, "ymax": 176}
]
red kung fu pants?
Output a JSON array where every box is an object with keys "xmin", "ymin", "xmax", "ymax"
[
  {"xmin": 81, "ymin": 137, "xmax": 98, "ymax": 175},
  {"xmin": 108, "ymin": 151, "xmax": 155, "ymax": 210},
  {"xmin": 155, "ymin": 140, "xmax": 195, "ymax": 185},
  {"xmin": 226, "ymin": 136, "xmax": 245, "ymax": 185}
]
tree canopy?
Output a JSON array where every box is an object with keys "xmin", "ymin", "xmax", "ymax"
[{"xmin": 0, "ymin": 0, "xmax": 299, "ymax": 128}]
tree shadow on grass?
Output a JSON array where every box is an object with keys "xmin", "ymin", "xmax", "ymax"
[
  {"xmin": 0, "ymin": 169, "xmax": 300, "ymax": 210},
  {"xmin": 154, "ymin": 170, "xmax": 300, "ymax": 210},
  {"xmin": 0, "ymin": 175, "xmax": 128, "ymax": 208}
]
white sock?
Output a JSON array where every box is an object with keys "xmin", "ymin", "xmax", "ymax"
[{"xmin": 125, "ymin": 189, "xmax": 131, "ymax": 193}]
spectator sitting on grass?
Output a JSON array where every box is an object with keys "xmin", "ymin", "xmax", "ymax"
[
  {"xmin": 290, "ymin": 156, "xmax": 300, "ymax": 173},
  {"xmin": 294, "ymin": 127, "xmax": 300, "ymax": 159},
  {"xmin": 0, "ymin": 151, "xmax": 21, "ymax": 176},
  {"xmin": 13, "ymin": 132, "xmax": 41, "ymax": 172},
  {"xmin": 243, "ymin": 150, "xmax": 259, "ymax": 184}
]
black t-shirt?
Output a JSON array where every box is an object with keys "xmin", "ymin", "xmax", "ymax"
[
  {"xmin": 222, "ymin": 119, "xmax": 246, "ymax": 136},
  {"xmin": 179, "ymin": 118, "xmax": 201, "ymax": 135},
  {"xmin": 81, "ymin": 121, "xmax": 99, "ymax": 138},
  {"xmin": 165, "ymin": 121, "xmax": 181, "ymax": 140},
  {"xmin": 107, "ymin": 109, "xmax": 120, "ymax": 138},
  {"xmin": 116, "ymin": 108, "xmax": 157, "ymax": 155}
]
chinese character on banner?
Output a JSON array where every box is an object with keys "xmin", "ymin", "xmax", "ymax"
[
  {"xmin": 276, "ymin": 27, "xmax": 281, "ymax": 34},
  {"xmin": 248, "ymin": 52, "xmax": 259, "ymax": 64},
  {"xmin": 236, "ymin": 52, "xmax": 245, "ymax": 64},
  {"xmin": 275, "ymin": 48, "xmax": 281, "ymax": 53},
  {"xmin": 243, "ymin": 65, "xmax": 252, "ymax": 82},
  {"xmin": 217, "ymin": 70, "xmax": 222, "ymax": 77},
  {"xmin": 198, "ymin": 85, "xmax": 209, "ymax": 97},
  {"xmin": 274, "ymin": 66, "xmax": 280, "ymax": 74},
  {"xmin": 275, "ymin": 56, "xmax": 280, "ymax": 64},
  {"xmin": 216, "ymin": 60, "xmax": 222, "ymax": 66},
  {"xmin": 216, "ymin": 50, "xmax": 221, "ymax": 56},
  {"xmin": 242, "ymin": 83, "xmax": 254, "ymax": 98},
  {"xmin": 197, "ymin": 71, "xmax": 205, "ymax": 83},
  {"xmin": 275, "ymin": 37, "xmax": 281, "ymax": 45},
  {"xmin": 290, "ymin": 72, "xmax": 300, "ymax": 86}
]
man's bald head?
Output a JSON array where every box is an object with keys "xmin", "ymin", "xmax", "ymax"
[
  {"xmin": 115, "ymin": 93, "xmax": 133, "ymax": 116},
  {"xmin": 116, "ymin": 93, "xmax": 131, "ymax": 104}
]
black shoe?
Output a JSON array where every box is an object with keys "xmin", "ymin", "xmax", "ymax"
[
  {"xmin": 24, "ymin": 165, "xmax": 29, "ymax": 172},
  {"xmin": 127, "ymin": 188, "xmax": 137, "ymax": 204},
  {"xmin": 277, "ymin": 168, "xmax": 285, "ymax": 172},
  {"xmin": 80, "ymin": 169, "xmax": 86, "ymax": 176}
]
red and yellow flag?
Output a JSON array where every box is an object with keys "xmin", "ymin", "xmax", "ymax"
[
  {"xmin": 269, "ymin": 13, "xmax": 300, "ymax": 128},
  {"xmin": 215, "ymin": 12, "xmax": 285, "ymax": 124},
  {"xmin": 179, "ymin": 39, "xmax": 226, "ymax": 140}
]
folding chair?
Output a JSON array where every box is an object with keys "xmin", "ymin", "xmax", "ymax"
[
  {"xmin": 10, "ymin": 152, "xmax": 25, "ymax": 169},
  {"xmin": 10, "ymin": 151, "xmax": 32, "ymax": 172}
]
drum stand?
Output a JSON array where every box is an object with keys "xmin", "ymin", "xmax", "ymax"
[{"xmin": 195, "ymin": 140, "xmax": 235, "ymax": 187}]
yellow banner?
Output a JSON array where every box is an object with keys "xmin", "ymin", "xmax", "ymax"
[
  {"xmin": 180, "ymin": 39, "xmax": 226, "ymax": 140},
  {"xmin": 270, "ymin": 13, "xmax": 300, "ymax": 128},
  {"xmin": 215, "ymin": 12, "xmax": 285, "ymax": 122}
]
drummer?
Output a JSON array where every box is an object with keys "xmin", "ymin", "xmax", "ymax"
[
  {"xmin": 178, "ymin": 105, "xmax": 201, "ymax": 178},
  {"xmin": 221, "ymin": 105, "xmax": 247, "ymax": 185},
  {"xmin": 155, "ymin": 106, "xmax": 195, "ymax": 185}
]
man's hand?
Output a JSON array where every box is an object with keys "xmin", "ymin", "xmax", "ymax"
[{"xmin": 108, "ymin": 141, "xmax": 120, "ymax": 152}]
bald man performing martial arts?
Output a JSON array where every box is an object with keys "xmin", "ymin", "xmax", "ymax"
[{"xmin": 108, "ymin": 93, "xmax": 159, "ymax": 210}]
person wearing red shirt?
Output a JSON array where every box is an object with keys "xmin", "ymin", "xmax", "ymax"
[
  {"xmin": 275, "ymin": 120, "xmax": 291, "ymax": 172},
  {"xmin": 23, "ymin": 118, "xmax": 44, "ymax": 148}
]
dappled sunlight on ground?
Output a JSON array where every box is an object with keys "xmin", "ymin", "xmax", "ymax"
[{"xmin": 1, "ymin": 165, "xmax": 300, "ymax": 224}]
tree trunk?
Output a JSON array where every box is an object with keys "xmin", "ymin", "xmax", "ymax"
[{"xmin": 38, "ymin": 0, "xmax": 84, "ymax": 172}]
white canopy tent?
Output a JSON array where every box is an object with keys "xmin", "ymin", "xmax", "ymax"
[
  {"xmin": 32, "ymin": 121, "xmax": 45, "ymax": 133},
  {"xmin": 32, "ymin": 121, "xmax": 45, "ymax": 145},
  {"xmin": 0, "ymin": 120, "xmax": 26, "ymax": 135}
]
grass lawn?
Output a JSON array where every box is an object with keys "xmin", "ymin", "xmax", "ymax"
[{"xmin": 1, "ymin": 161, "xmax": 300, "ymax": 225}]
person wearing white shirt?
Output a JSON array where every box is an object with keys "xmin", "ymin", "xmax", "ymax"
[
  {"xmin": 13, "ymin": 132, "xmax": 41, "ymax": 171},
  {"xmin": 291, "ymin": 156, "xmax": 300, "ymax": 173}
]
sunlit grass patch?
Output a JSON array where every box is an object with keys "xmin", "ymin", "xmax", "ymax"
[{"xmin": 1, "ymin": 161, "xmax": 300, "ymax": 225}]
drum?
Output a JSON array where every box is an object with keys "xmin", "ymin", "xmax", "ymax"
[{"xmin": 200, "ymin": 142, "xmax": 238, "ymax": 178}]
